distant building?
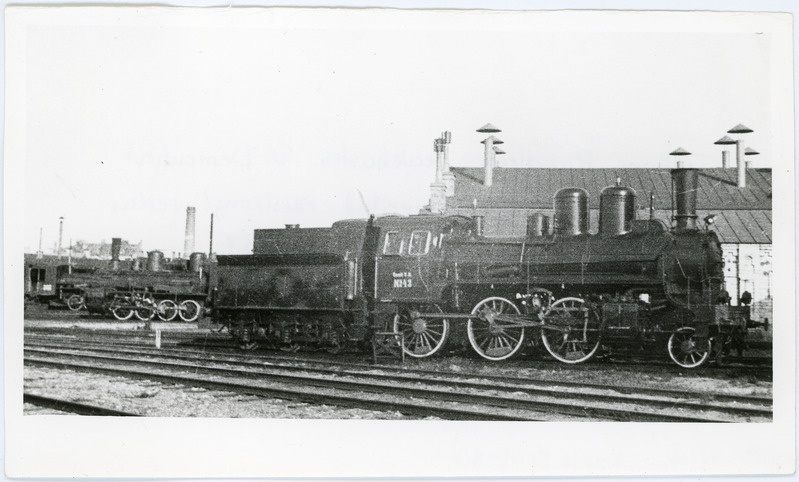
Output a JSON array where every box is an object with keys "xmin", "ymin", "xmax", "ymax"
[
  {"xmin": 70, "ymin": 239, "xmax": 145, "ymax": 260},
  {"xmin": 427, "ymin": 165, "xmax": 772, "ymax": 323}
]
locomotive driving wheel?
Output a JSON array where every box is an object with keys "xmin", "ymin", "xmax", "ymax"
[
  {"xmin": 178, "ymin": 300, "xmax": 202, "ymax": 322},
  {"xmin": 156, "ymin": 299, "xmax": 179, "ymax": 322},
  {"xmin": 393, "ymin": 304, "xmax": 449, "ymax": 358},
  {"xmin": 133, "ymin": 296, "xmax": 157, "ymax": 321},
  {"xmin": 667, "ymin": 327, "xmax": 711, "ymax": 368},
  {"xmin": 540, "ymin": 297, "xmax": 602, "ymax": 364},
  {"xmin": 66, "ymin": 294, "xmax": 85, "ymax": 312},
  {"xmin": 110, "ymin": 297, "xmax": 134, "ymax": 321},
  {"xmin": 467, "ymin": 297, "xmax": 525, "ymax": 361}
]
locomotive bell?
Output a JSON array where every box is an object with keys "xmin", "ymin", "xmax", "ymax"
[
  {"xmin": 599, "ymin": 184, "xmax": 637, "ymax": 236},
  {"xmin": 553, "ymin": 188, "xmax": 589, "ymax": 236}
]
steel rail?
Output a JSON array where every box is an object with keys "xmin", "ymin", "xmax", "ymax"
[
  {"xmin": 23, "ymin": 393, "xmax": 139, "ymax": 416},
  {"xmin": 24, "ymin": 336, "xmax": 773, "ymax": 406},
  {"xmin": 24, "ymin": 349, "xmax": 758, "ymax": 422},
  {"xmin": 24, "ymin": 343, "xmax": 774, "ymax": 418},
  {"xmin": 24, "ymin": 355, "xmax": 545, "ymax": 421}
]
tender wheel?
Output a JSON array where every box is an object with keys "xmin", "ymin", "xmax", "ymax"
[
  {"xmin": 156, "ymin": 300, "xmax": 179, "ymax": 322},
  {"xmin": 66, "ymin": 294, "xmax": 85, "ymax": 312},
  {"xmin": 541, "ymin": 297, "xmax": 601, "ymax": 364},
  {"xmin": 178, "ymin": 300, "xmax": 202, "ymax": 322},
  {"xmin": 467, "ymin": 297, "xmax": 525, "ymax": 361},
  {"xmin": 393, "ymin": 304, "xmax": 450, "ymax": 358},
  {"xmin": 667, "ymin": 327, "xmax": 711, "ymax": 368}
]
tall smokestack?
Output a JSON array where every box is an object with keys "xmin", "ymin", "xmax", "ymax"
[
  {"xmin": 671, "ymin": 168, "xmax": 699, "ymax": 231},
  {"xmin": 57, "ymin": 217, "xmax": 64, "ymax": 259},
  {"xmin": 184, "ymin": 206, "xmax": 196, "ymax": 257},
  {"xmin": 483, "ymin": 138, "xmax": 494, "ymax": 187},
  {"xmin": 736, "ymin": 140, "xmax": 746, "ymax": 188},
  {"xmin": 727, "ymin": 124, "xmax": 753, "ymax": 188},
  {"xmin": 111, "ymin": 237, "xmax": 121, "ymax": 270},
  {"xmin": 477, "ymin": 123, "xmax": 501, "ymax": 187},
  {"xmin": 434, "ymin": 138, "xmax": 444, "ymax": 182}
]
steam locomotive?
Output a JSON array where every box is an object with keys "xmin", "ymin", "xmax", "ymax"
[
  {"xmin": 214, "ymin": 168, "xmax": 747, "ymax": 368},
  {"xmin": 57, "ymin": 242, "xmax": 213, "ymax": 322}
]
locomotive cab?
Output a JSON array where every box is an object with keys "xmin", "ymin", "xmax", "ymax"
[{"xmin": 372, "ymin": 215, "xmax": 471, "ymax": 304}]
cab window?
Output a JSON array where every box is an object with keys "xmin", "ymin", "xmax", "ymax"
[
  {"xmin": 408, "ymin": 231, "xmax": 431, "ymax": 256},
  {"xmin": 382, "ymin": 231, "xmax": 403, "ymax": 255}
]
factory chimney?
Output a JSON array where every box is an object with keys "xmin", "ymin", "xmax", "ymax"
[
  {"xmin": 183, "ymin": 207, "xmax": 196, "ymax": 258},
  {"xmin": 429, "ymin": 137, "xmax": 447, "ymax": 214},
  {"xmin": 110, "ymin": 237, "xmax": 121, "ymax": 270},
  {"xmin": 441, "ymin": 131, "xmax": 455, "ymax": 196}
]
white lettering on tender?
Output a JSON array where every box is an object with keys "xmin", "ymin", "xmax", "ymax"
[{"xmin": 392, "ymin": 272, "xmax": 413, "ymax": 288}]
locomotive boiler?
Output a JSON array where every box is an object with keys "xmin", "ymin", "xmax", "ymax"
[{"xmin": 213, "ymin": 168, "xmax": 743, "ymax": 368}]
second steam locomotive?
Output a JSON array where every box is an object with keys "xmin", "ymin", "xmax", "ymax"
[{"xmin": 213, "ymin": 168, "xmax": 746, "ymax": 368}]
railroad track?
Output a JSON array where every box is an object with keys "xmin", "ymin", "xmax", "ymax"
[
  {"xmin": 24, "ymin": 341, "xmax": 771, "ymax": 422},
  {"xmin": 25, "ymin": 338, "xmax": 772, "ymax": 408},
  {"xmin": 25, "ymin": 329, "xmax": 773, "ymax": 377},
  {"xmin": 23, "ymin": 393, "xmax": 139, "ymax": 416}
]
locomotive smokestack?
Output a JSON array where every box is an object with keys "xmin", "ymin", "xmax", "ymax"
[
  {"xmin": 671, "ymin": 168, "xmax": 699, "ymax": 231},
  {"xmin": 183, "ymin": 206, "xmax": 196, "ymax": 258},
  {"xmin": 111, "ymin": 237, "xmax": 122, "ymax": 270}
]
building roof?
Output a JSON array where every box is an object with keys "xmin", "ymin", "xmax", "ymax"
[{"xmin": 448, "ymin": 167, "xmax": 772, "ymax": 211}]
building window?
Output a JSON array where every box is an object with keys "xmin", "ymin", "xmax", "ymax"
[
  {"xmin": 382, "ymin": 231, "xmax": 403, "ymax": 255},
  {"xmin": 408, "ymin": 231, "xmax": 431, "ymax": 256}
]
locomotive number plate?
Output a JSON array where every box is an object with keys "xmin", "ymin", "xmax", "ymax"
[{"xmin": 392, "ymin": 271, "xmax": 413, "ymax": 288}]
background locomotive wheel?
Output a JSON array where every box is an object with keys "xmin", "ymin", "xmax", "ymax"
[
  {"xmin": 541, "ymin": 297, "xmax": 601, "ymax": 364},
  {"xmin": 467, "ymin": 297, "xmax": 525, "ymax": 361},
  {"xmin": 667, "ymin": 327, "xmax": 711, "ymax": 368},
  {"xmin": 392, "ymin": 304, "xmax": 449, "ymax": 358},
  {"xmin": 66, "ymin": 294, "xmax": 85, "ymax": 312},
  {"xmin": 178, "ymin": 300, "xmax": 202, "ymax": 322},
  {"xmin": 156, "ymin": 299, "xmax": 179, "ymax": 321},
  {"xmin": 110, "ymin": 300, "xmax": 134, "ymax": 321},
  {"xmin": 133, "ymin": 297, "xmax": 157, "ymax": 321}
]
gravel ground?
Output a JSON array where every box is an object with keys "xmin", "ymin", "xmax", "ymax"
[{"xmin": 24, "ymin": 366, "xmax": 416, "ymax": 419}]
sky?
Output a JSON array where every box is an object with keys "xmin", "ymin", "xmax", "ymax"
[{"xmin": 13, "ymin": 7, "xmax": 781, "ymax": 255}]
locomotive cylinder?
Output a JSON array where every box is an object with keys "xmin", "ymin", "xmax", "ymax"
[
  {"xmin": 553, "ymin": 188, "xmax": 589, "ymax": 236},
  {"xmin": 147, "ymin": 250, "xmax": 164, "ymax": 272},
  {"xmin": 526, "ymin": 213, "xmax": 550, "ymax": 237},
  {"xmin": 599, "ymin": 184, "xmax": 637, "ymax": 235},
  {"xmin": 110, "ymin": 238, "xmax": 121, "ymax": 271},
  {"xmin": 189, "ymin": 252, "xmax": 207, "ymax": 273},
  {"xmin": 672, "ymin": 168, "xmax": 699, "ymax": 231}
]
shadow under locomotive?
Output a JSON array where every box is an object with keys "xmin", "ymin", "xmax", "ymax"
[{"xmin": 213, "ymin": 169, "xmax": 765, "ymax": 369}]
